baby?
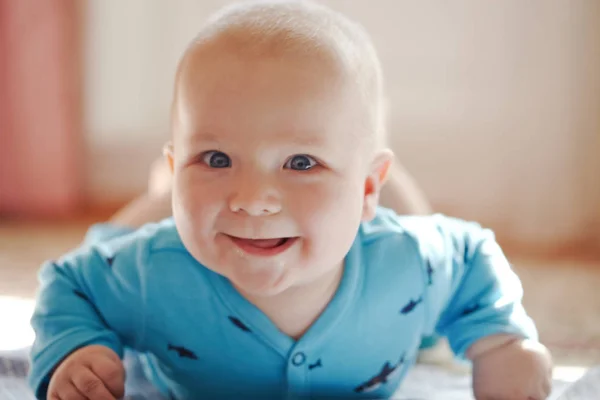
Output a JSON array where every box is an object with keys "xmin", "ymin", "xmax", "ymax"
[{"xmin": 29, "ymin": 1, "xmax": 552, "ymax": 399}]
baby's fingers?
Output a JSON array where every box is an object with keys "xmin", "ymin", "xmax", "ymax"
[
  {"xmin": 71, "ymin": 368, "xmax": 117, "ymax": 400},
  {"xmin": 48, "ymin": 383, "xmax": 86, "ymax": 400},
  {"xmin": 88, "ymin": 355, "xmax": 126, "ymax": 399},
  {"xmin": 527, "ymin": 384, "xmax": 551, "ymax": 400}
]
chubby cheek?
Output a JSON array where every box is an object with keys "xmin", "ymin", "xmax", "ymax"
[
  {"xmin": 172, "ymin": 172, "xmax": 224, "ymax": 261},
  {"xmin": 175, "ymin": 171, "xmax": 225, "ymax": 222},
  {"xmin": 291, "ymin": 178, "xmax": 364, "ymax": 267}
]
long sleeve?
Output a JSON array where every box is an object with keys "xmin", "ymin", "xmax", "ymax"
[
  {"xmin": 422, "ymin": 215, "xmax": 537, "ymax": 359},
  {"xmin": 28, "ymin": 230, "xmax": 147, "ymax": 399}
]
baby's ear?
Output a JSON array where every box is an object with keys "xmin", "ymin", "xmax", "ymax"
[
  {"xmin": 163, "ymin": 142, "xmax": 175, "ymax": 173},
  {"xmin": 362, "ymin": 149, "xmax": 394, "ymax": 221}
]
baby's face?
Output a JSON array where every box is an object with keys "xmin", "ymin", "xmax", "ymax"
[{"xmin": 170, "ymin": 44, "xmax": 385, "ymax": 296}]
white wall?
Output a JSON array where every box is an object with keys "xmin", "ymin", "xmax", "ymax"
[{"xmin": 83, "ymin": 0, "xmax": 600, "ymax": 248}]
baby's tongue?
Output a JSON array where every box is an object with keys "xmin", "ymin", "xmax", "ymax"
[{"xmin": 242, "ymin": 238, "xmax": 285, "ymax": 248}]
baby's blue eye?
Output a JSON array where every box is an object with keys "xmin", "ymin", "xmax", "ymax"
[
  {"xmin": 202, "ymin": 151, "xmax": 231, "ymax": 168},
  {"xmin": 284, "ymin": 154, "xmax": 317, "ymax": 171}
]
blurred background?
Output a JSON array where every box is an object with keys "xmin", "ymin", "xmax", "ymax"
[{"xmin": 0, "ymin": 0, "xmax": 599, "ymax": 377}]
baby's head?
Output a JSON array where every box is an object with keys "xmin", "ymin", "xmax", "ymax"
[{"xmin": 166, "ymin": 0, "xmax": 393, "ymax": 296}]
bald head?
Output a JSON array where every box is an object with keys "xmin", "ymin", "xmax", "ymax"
[{"xmin": 172, "ymin": 0, "xmax": 388, "ymax": 150}]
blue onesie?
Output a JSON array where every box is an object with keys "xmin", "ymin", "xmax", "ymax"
[{"xmin": 28, "ymin": 207, "xmax": 537, "ymax": 399}]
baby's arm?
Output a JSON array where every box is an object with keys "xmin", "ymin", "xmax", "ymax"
[
  {"xmin": 468, "ymin": 334, "xmax": 552, "ymax": 400},
  {"xmin": 28, "ymin": 236, "xmax": 147, "ymax": 399},
  {"xmin": 107, "ymin": 157, "xmax": 173, "ymax": 229},
  {"xmin": 428, "ymin": 217, "xmax": 552, "ymax": 400}
]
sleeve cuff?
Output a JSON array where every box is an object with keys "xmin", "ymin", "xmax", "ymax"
[{"xmin": 444, "ymin": 316, "xmax": 538, "ymax": 360}]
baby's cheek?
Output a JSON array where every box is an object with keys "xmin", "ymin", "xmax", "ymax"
[
  {"xmin": 293, "ymin": 185, "xmax": 341, "ymax": 225},
  {"xmin": 295, "ymin": 182, "xmax": 363, "ymax": 251},
  {"xmin": 179, "ymin": 178, "xmax": 221, "ymax": 215},
  {"xmin": 174, "ymin": 180, "xmax": 222, "ymax": 252}
]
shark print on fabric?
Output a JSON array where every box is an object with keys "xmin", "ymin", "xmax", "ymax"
[
  {"xmin": 72, "ymin": 289, "xmax": 111, "ymax": 328},
  {"xmin": 308, "ymin": 359, "xmax": 322, "ymax": 370},
  {"xmin": 426, "ymin": 260, "xmax": 434, "ymax": 286},
  {"xmin": 106, "ymin": 255, "xmax": 115, "ymax": 267},
  {"xmin": 72, "ymin": 289, "xmax": 89, "ymax": 302},
  {"xmin": 228, "ymin": 316, "xmax": 252, "ymax": 332},
  {"xmin": 168, "ymin": 344, "xmax": 198, "ymax": 360},
  {"xmin": 400, "ymin": 296, "xmax": 423, "ymax": 315},
  {"xmin": 354, "ymin": 354, "xmax": 406, "ymax": 393},
  {"xmin": 461, "ymin": 303, "xmax": 481, "ymax": 317}
]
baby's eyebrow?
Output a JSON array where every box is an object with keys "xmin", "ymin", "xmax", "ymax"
[
  {"xmin": 190, "ymin": 132, "xmax": 220, "ymax": 145},
  {"xmin": 287, "ymin": 136, "xmax": 325, "ymax": 147}
]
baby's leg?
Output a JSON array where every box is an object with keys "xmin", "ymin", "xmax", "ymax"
[
  {"xmin": 379, "ymin": 161, "xmax": 432, "ymax": 215},
  {"xmin": 108, "ymin": 157, "xmax": 172, "ymax": 229},
  {"xmin": 107, "ymin": 191, "xmax": 172, "ymax": 229}
]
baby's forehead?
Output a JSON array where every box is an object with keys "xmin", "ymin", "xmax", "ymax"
[
  {"xmin": 174, "ymin": 59, "xmax": 367, "ymax": 156},
  {"xmin": 180, "ymin": 35, "xmax": 345, "ymax": 84},
  {"xmin": 175, "ymin": 42, "xmax": 363, "ymax": 131},
  {"xmin": 175, "ymin": 67, "xmax": 365, "ymax": 144}
]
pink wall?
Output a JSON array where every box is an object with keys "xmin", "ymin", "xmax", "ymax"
[{"xmin": 0, "ymin": 0, "xmax": 83, "ymax": 218}]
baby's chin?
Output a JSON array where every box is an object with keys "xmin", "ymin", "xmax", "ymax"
[{"xmin": 228, "ymin": 266, "xmax": 292, "ymax": 298}]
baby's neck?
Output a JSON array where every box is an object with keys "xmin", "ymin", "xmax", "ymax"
[{"xmin": 240, "ymin": 264, "xmax": 344, "ymax": 340}]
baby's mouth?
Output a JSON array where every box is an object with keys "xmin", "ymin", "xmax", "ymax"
[
  {"xmin": 239, "ymin": 238, "xmax": 288, "ymax": 248},
  {"xmin": 225, "ymin": 235, "xmax": 297, "ymax": 256}
]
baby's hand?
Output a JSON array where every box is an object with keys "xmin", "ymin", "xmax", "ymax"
[
  {"xmin": 47, "ymin": 345, "xmax": 125, "ymax": 400},
  {"xmin": 471, "ymin": 338, "xmax": 552, "ymax": 400}
]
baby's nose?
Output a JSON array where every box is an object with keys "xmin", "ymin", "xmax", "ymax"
[
  {"xmin": 230, "ymin": 200, "xmax": 281, "ymax": 216},
  {"xmin": 229, "ymin": 181, "xmax": 282, "ymax": 216}
]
